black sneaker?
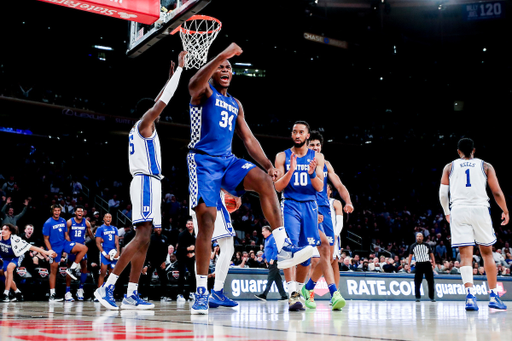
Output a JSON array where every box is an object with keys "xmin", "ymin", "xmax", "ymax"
[
  {"xmin": 431, "ymin": 299, "xmax": 436, "ymax": 302},
  {"xmin": 2, "ymin": 294, "xmax": 10, "ymax": 303},
  {"xmin": 279, "ymin": 296, "xmax": 289, "ymax": 301},
  {"xmin": 415, "ymin": 299, "xmax": 420, "ymax": 302},
  {"xmin": 254, "ymin": 294, "xmax": 267, "ymax": 301},
  {"xmin": 15, "ymin": 292, "xmax": 24, "ymax": 302},
  {"xmin": 49, "ymin": 293, "xmax": 63, "ymax": 302}
]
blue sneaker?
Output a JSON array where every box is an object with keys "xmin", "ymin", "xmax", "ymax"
[
  {"xmin": 465, "ymin": 293, "xmax": 479, "ymax": 311},
  {"xmin": 191, "ymin": 287, "xmax": 209, "ymax": 315},
  {"xmin": 489, "ymin": 292, "xmax": 507, "ymax": 310},
  {"xmin": 121, "ymin": 291, "xmax": 155, "ymax": 310},
  {"xmin": 94, "ymin": 284, "xmax": 118, "ymax": 310},
  {"xmin": 277, "ymin": 239, "xmax": 314, "ymax": 269},
  {"xmin": 209, "ymin": 289, "xmax": 238, "ymax": 307}
]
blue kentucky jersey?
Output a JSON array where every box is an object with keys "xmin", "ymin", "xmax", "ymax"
[
  {"xmin": 95, "ymin": 224, "xmax": 118, "ymax": 251},
  {"xmin": 0, "ymin": 238, "xmax": 15, "ymax": 258},
  {"xmin": 282, "ymin": 148, "xmax": 318, "ymax": 202},
  {"xmin": 316, "ymin": 163, "xmax": 329, "ymax": 207},
  {"xmin": 43, "ymin": 217, "xmax": 67, "ymax": 245},
  {"xmin": 69, "ymin": 218, "xmax": 87, "ymax": 244},
  {"xmin": 188, "ymin": 83, "xmax": 239, "ymax": 157}
]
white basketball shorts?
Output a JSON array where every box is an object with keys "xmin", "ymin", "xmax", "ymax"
[
  {"xmin": 130, "ymin": 174, "xmax": 162, "ymax": 228},
  {"xmin": 450, "ymin": 205, "xmax": 496, "ymax": 248},
  {"xmin": 191, "ymin": 196, "xmax": 236, "ymax": 241}
]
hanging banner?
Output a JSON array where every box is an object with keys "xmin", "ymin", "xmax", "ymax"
[{"xmin": 38, "ymin": 0, "xmax": 161, "ymax": 25}]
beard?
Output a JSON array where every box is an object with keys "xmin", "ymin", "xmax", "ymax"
[{"xmin": 293, "ymin": 139, "xmax": 307, "ymax": 148}]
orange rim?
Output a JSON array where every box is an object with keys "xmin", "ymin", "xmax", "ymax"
[{"xmin": 171, "ymin": 15, "xmax": 222, "ymax": 35}]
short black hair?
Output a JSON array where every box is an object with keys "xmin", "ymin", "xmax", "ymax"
[
  {"xmin": 293, "ymin": 120, "xmax": 310, "ymax": 133},
  {"xmin": 458, "ymin": 138, "xmax": 474, "ymax": 157},
  {"xmin": 309, "ymin": 130, "xmax": 324, "ymax": 146}
]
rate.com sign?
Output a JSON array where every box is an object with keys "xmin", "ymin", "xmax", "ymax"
[
  {"xmin": 224, "ymin": 270, "xmax": 512, "ymax": 301},
  {"xmin": 38, "ymin": 0, "xmax": 160, "ymax": 25}
]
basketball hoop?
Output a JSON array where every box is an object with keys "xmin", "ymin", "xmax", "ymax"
[{"xmin": 172, "ymin": 15, "xmax": 222, "ymax": 70}]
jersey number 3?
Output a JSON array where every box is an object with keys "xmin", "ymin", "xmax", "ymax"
[{"xmin": 219, "ymin": 111, "xmax": 235, "ymax": 131}]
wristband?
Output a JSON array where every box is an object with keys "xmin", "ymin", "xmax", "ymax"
[
  {"xmin": 309, "ymin": 170, "xmax": 317, "ymax": 179},
  {"xmin": 102, "ymin": 251, "xmax": 107, "ymax": 257}
]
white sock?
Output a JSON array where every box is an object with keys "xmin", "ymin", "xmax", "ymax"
[
  {"xmin": 127, "ymin": 282, "xmax": 138, "ymax": 297},
  {"xmin": 297, "ymin": 282, "xmax": 305, "ymax": 295},
  {"xmin": 196, "ymin": 275, "xmax": 208, "ymax": 292},
  {"xmin": 15, "ymin": 289, "xmax": 21, "ymax": 294},
  {"xmin": 70, "ymin": 262, "xmax": 78, "ymax": 270},
  {"xmin": 287, "ymin": 281, "xmax": 297, "ymax": 294},
  {"xmin": 490, "ymin": 288, "xmax": 498, "ymax": 295},
  {"xmin": 213, "ymin": 237, "xmax": 234, "ymax": 292},
  {"xmin": 50, "ymin": 288, "xmax": 55, "ymax": 296},
  {"xmin": 3, "ymin": 290, "xmax": 9, "ymax": 296},
  {"xmin": 105, "ymin": 273, "xmax": 119, "ymax": 287},
  {"xmin": 272, "ymin": 227, "xmax": 287, "ymax": 251},
  {"xmin": 460, "ymin": 266, "xmax": 473, "ymax": 286}
]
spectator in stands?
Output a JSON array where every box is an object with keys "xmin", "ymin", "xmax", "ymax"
[
  {"xmin": 450, "ymin": 261, "xmax": 461, "ymax": 274},
  {"xmin": 121, "ymin": 204, "xmax": 132, "ymax": 220},
  {"xmin": 1, "ymin": 176, "xmax": 17, "ymax": 198},
  {"xmin": 435, "ymin": 241, "xmax": 447, "ymax": 261},
  {"xmin": 21, "ymin": 224, "xmax": 41, "ymax": 247},
  {"xmin": 504, "ymin": 253, "xmax": 512, "ymax": 268},
  {"xmin": 493, "ymin": 247, "xmax": 505, "ymax": 265},
  {"xmin": 382, "ymin": 258, "xmax": 399, "ymax": 273},
  {"xmin": 340, "ymin": 257, "xmax": 351, "ymax": 271},
  {"xmin": 176, "ymin": 219, "xmax": 196, "ymax": 301},
  {"xmin": 478, "ymin": 267, "xmax": 485, "ymax": 276},
  {"xmin": 502, "ymin": 268, "xmax": 511, "ymax": 276},
  {"xmin": 145, "ymin": 227, "xmax": 169, "ymax": 299},
  {"xmin": 1, "ymin": 197, "xmax": 29, "ymax": 227},
  {"xmin": 502, "ymin": 242, "xmax": 511, "ymax": 257}
]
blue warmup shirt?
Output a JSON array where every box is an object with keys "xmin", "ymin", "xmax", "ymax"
[{"xmin": 43, "ymin": 217, "xmax": 67, "ymax": 245}]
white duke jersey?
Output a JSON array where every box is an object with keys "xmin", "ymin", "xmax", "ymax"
[
  {"xmin": 449, "ymin": 158, "xmax": 490, "ymax": 208},
  {"xmin": 129, "ymin": 120, "xmax": 163, "ymax": 179}
]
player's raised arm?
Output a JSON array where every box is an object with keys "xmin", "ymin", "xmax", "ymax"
[
  {"xmin": 139, "ymin": 51, "xmax": 187, "ymax": 138},
  {"xmin": 234, "ymin": 99, "xmax": 277, "ymax": 179},
  {"xmin": 189, "ymin": 43, "xmax": 242, "ymax": 104}
]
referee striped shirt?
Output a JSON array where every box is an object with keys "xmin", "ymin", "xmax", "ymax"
[{"xmin": 410, "ymin": 242, "xmax": 433, "ymax": 263}]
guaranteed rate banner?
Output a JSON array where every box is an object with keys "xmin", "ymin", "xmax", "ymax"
[
  {"xmin": 225, "ymin": 269, "xmax": 511, "ymax": 301},
  {"xmin": 38, "ymin": 0, "xmax": 160, "ymax": 25}
]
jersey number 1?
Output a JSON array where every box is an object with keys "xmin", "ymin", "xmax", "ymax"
[{"xmin": 465, "ymin": 169, "xmax": 472, "ymax": 187}]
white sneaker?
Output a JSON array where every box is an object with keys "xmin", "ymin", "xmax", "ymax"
[
  {"xmin": 76, "ymin": 288, "xmax": 85, "ymax": 301},
  {"xmin": 65, "ymin": 292, "xmax": 75, "ymax": 302},
  {"xmin": 176, "ymin": 294, "xmax": 186, "ymax": 303},
  {"xmin": 189, "ymin": 293, "xmax": 195, "ymax": 302}
]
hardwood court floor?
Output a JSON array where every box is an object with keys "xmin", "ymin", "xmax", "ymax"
[{"xmin": 0, "ymin": 299, "xmax": 510, "ymax": 341}]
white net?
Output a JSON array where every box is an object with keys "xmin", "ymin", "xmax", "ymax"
[{"xmin": 179, "ymin": 16, "xmax": 222, "ymax": 70}]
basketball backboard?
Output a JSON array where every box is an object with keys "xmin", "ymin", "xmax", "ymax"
[{"xmin": 127, "ymin": 0, "xmax": 211, "ymax": 58}]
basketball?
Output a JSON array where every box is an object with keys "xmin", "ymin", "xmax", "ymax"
[{"xmin": 224, "ymin": 194, "xmax": 238, "ymax": 213}]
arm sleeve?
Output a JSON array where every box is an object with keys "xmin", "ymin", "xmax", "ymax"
[{"xmin": 439, "ymin": 184, "xmax": 450, "ymax": 215}]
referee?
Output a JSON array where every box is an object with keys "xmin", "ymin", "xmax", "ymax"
[{"xmin": 408, "ymin": 232, "xmax": 436, "ymax": 302}]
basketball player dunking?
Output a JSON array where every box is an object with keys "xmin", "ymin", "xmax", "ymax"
[
  {"xmin": 439, "ymin": 138, "xmax": 509, "ymax": 310},
  {"xmin": 94, "ymin": 51, "xmax": 187, "ymax": 310},
  {"xmin": 187, "ymin": 43, "xmax": 314, "ymax": 315}
]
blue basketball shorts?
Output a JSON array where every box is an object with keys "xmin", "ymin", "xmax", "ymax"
[
  {"xmin": 2, "ymin": 257, "xmax": 19, "ymax": 272},
  {"xmin": 282, "ymin": 199, "xmax": 320, "ymax": 247},
  {"xmin": 52, "ymin": 241, "xmax": 76, "ymax": 261},
  {"xmin": 187, "ymin": 152, "xmax": 256, "ymax": 209},
  {"xmin": 100, "ymin": 248, "xmax": 118, "ymax": 269},
  {"xmin": 68, "ymin": 252, "xmax": 87, "ymax": 263},
  {"xmin": 318, "ymin": 205, "xmax": 335, "ymax": 246}
]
